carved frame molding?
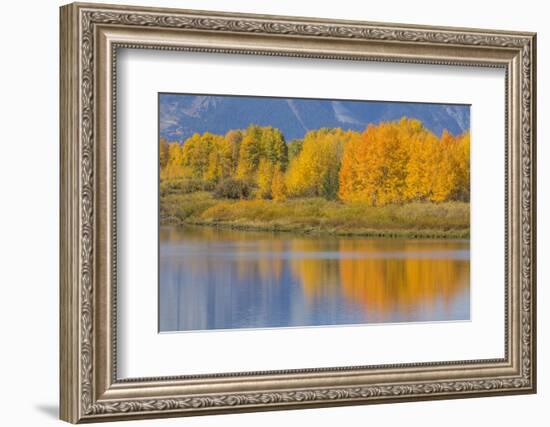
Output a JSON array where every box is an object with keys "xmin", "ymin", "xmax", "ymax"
[{"xmin": 60, "ymin": 2, "xmax": 536, "ymax": 423}]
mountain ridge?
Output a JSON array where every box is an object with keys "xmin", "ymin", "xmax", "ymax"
[{"xmin": 160, "ymin": 94, "xmax": 470, "ymax": 142}]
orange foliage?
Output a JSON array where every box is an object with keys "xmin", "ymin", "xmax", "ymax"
[
  {"xmin": 339, "ymin": 118, "xmax": 470, "ymax": 205},
  {"xmin": 160, "ymin": 118, "xmax": 470, "ymax": 204}
]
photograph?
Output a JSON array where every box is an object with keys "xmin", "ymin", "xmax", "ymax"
[
  {"xmin": 158, "ymin": 93, "xmax": 471, "ymax": 332},
  {"xmin": 56, "ymin": 2, "xmax": 536, "ymax": 422}
]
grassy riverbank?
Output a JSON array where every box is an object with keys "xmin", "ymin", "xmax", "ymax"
[{"xmin": 160, "ymin": 192, "xmax": 470, "ymax": 238}]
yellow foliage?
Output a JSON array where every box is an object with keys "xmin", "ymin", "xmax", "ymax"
[
  {"xmin": 159, "ymin": 119, "xmax": 470, "ymax": 205},
  {"xmin": 271, "ymin": 166, "xmax": 287, "ymax": 201},
  {"xmin": 161, "ymin": 142, "xmax": 187, "ymax": 179},
  {"xmin": 257, "ymin": 158, "xmax": 274, "ymax": 199},
  {"xmin": 236, "ymin": 125, "xmax": 287, "ymax": 181},
  {"xmin": 286, "ymin": 128, "xmax": 352, "ymax": 199},
  {"xmin": 339, "ymin": 118, "xmax": 470, "ymax": 205}
]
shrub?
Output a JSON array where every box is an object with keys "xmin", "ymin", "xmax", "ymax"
[
  {"xmin": 160, "ymin": 178, "xmax": 214, "ymax": 197},
  {"xmin": 159, "ymin": 192, "xmax": 216, "ymax": 223},
  {"xmin": 213, "ymin": 178, "xmax": 253, "ymax": 199}
]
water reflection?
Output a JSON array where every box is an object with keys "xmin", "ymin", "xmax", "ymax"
[{"xmin": 159, "ymin": 226, "xmax": 470, "ymax": 332}]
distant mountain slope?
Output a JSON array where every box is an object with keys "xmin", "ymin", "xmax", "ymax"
[{"xmin": 159, "ymin": 93, "xmax": 470, "ymax": 142}]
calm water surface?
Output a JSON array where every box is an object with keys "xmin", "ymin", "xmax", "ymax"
[{"xmin": 159, "ymin": 226, "xmax": 470, "ymax": 332}]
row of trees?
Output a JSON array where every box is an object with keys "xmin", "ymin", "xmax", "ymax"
[
  {"xmin": 160, "ymin": 118, "xmax": 470, "ymax": 205},
  {"xmin": 161, "ymin": 125, "xmax": 288, "ymax": 184},
  {"xmin": 339, "ymin": 119, "xmax": 470, "ymax": 204}
]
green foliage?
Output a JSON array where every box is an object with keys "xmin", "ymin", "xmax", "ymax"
[
  {"xmin": 236, "ymin": 125, "xmax": 288, "ymax": 180},
  {"xmin": 287, "ymin": 139, "xmax": 304, "ymax": 160},
  {"xmin": 159, "ymin": 137, "xmax": 170, "ymax": 169},
  {"xmin": 225, "ymin": 129, "xmax": 244, "ymax": 175},
  {"xmin": 261, "ymin": 126, "xmax": 288, "ymax": 167},
  {"xmin": 236, "ymin": 125, "xmax": 263, "ymax": 178}
]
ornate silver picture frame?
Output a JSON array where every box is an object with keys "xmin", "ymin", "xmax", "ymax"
[{"xmin": 60, "ymin": 2, "xmax": 536, "ymax": 423}]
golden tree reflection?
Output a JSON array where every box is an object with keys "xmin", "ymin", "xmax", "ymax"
[
  {"xmin": 288, "ymin": 239, "xmax": 341, "ymax": 299},
  {"xmin": 338, "ymin": 239, "xmax": 469, "ymax": 321},
  {"xmin": 160, "ymin": 226, "xmax": 470, "ymax": 330}
]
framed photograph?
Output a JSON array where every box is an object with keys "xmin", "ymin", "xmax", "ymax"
[{"xmin": 60, "ymin": 2, "xmax": 537, "ymax": 423}]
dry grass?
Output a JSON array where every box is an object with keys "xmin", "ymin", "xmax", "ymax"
[{"xmin": 160, "ymin": 192, "xmax": 469, "ymax": 238}]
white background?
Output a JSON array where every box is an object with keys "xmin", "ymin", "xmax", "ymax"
[
  {"xmin": 0, "ymin": 0, "xmax": 546, "ymax": 426},
  {"xmin": 118, "ymin": 49, "xmax": 504, "ymax": 377}
]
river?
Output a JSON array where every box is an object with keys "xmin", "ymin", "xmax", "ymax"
[{"xmin": 159, "ymin": 225, "xmax": 470, "ymax": 332}]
